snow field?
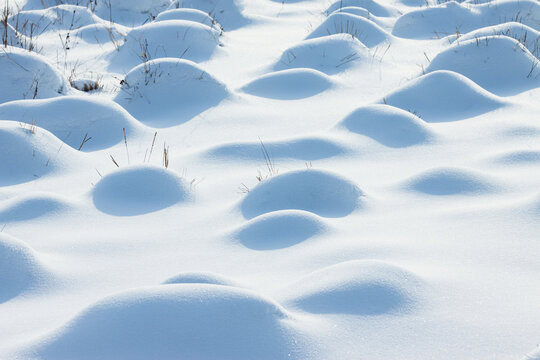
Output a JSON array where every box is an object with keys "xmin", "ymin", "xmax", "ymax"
[{"xmin": 0, "ymin": 0, "xmax": 539, "ymax": 359}]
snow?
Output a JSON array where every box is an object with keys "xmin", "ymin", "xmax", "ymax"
[
  {"xmin": 241, "ymin": 68, "xmax": 334, "ymax": 99},
  {"xmin": 91, "ymin": 165, "xmax": 191, "ymax": 216},
  {"xmin": 1, "ymin": 0, "xmax": 540, "ymax": 359}
]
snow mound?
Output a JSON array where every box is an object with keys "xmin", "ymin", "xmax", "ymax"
[
  {"xmin": 340, "ymin": 104, "xmax": 432, "ymax": 148},
  {"xmin": 92, "ymin": 165, "xmax": 191, "ymax": 216},
  {"xmin": 0, "ymin": 193, "xmax": 72, "ymax": 223},
  {"xmin": 0, "ymin": 96, "xmax": 145, "ymax": 151},
  {"xmin": 111, "ymin": 20, "xmax": 221, "ymax": 73},
  {"xmin": 274, "ymin": 34, "xmax": 370, "ymax": 75},
  {"xmin": 282, "ymin": 260, "xmax": 422, "ymax": 315},
  {"xmin": 206, "ymin": 137, "xmax": 345, "ymax": 161},
  {"xmin": 491, "ymin": 150, "xmax": 540, "ymax": 165},
  {"xmin": 234, "ymin": 210, "xmax": 327, "ymax": 250},
  {"xmin": 155, "ymin": 8, "xmax": 217, "ymax": 28},
  {"xmin": 392, "ymin": 2, "xmax": 476, "ymax": 39},
  {"xmin": 406, "ymin": 167, "xmax": 494, "ymax": 195},
  {"xmin": 0, "ymin": 122, "xmax": 78, "ymax": 186},
  {"xmin": 163, "ymin": 272, "xmax": 239, "ymax": 287},
  {"xmin": 0, "ymin": 233, "xmax": 47, "ymax": 303},
  {"xmin": 241, "ymin": 169, "xmax": 363, "ymax": 219},
  {"xmin": 393, "ymin": 0, "xmax": 540, "ymax": 39},
  {"xmin": 166, "ymin": 0, "xmax": 247, "ymax": 30},
  {"xmin": 457, "ymin": 22, "xmax": 540, "ymax": 59},
  {"xmin": 0, "ymin": 47, "xmax": 67, "ymax": 104},
  {"xmin": 381, "ymin": 70, "xmax": 505, "ymax": 122},
  {"xmin": 8, "ymin": 5, "xmax": 101, "ymax": 36},
  {"xmin": 325, "ymin": 0, "xmax": 397, "ymax": 17},
  {"xmin": 241, "ymin": 69, "xmax": 333, "ymax": 100},
  {"xmin": 74, "ymin": 23, "xmax": 124, "ymax": 45},
  {"xmin": 332, "ymin": 6, "xmax": 370, "ymax": 18},
  {"xmin": 34, "ymin": 284, "xmax": 307, "ymax": 360},
  {"xmin": 114, "ymin": 58, "xmax": 229, "ymax": 127},
  {"xmin": 94, "ymin": 0, "xmax": 172, "ymax": 26},
  {"xmin": 426, "ymin": 36, "xmax": 540, "ymax": 96},
  {"xmin": 307, "ymin": 13, "xmax": 389, "ymax": 48}
]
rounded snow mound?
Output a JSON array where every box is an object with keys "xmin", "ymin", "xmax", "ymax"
[
  {"xmin": 0, "ymin": 122, "xmax": 79, "ymax": 186},
  {"xmin": 281, "ymin": 260, "xmax": 422, "ymax": 315},
  {"xmin": 381, "ymin": 70, "xmax": 504, "ymax": 122},
  {"xmin": 92, "ymin": 0, "xmax": 171, "ymax": 25},
  {"xmin": 92, "ymin": 165, "xmax": 191, "ymax": 216},
  {"xmin": 332, "ymin": 6, "xmax": 371, "ymax": 18},
  {"xmin": 114, "ymin": 58, "xmax": 229, "ymax": 127},
  {"xmin": 325, "ymin": 0, "xmax": 397, "ymax": 17},
  {"xmin": 0, "ymin": 96, "xmax": 145, "ymax": 151},
  {"xmin": 307, "ymin": 13, "xmax": 389, "ymax": 48},
  {"xmin": 74, "ymin": 23, "xmax": 125, "ymax": 45},
  {"xmin": 491, "ymin": 150, "xmax": 540, "ymax": 165},
  {"xmin": 392, "ymin": 2, "xmax": 476, "ymax": 39},
  {"xmin": 163, "ymin": 272, "xmax": 240, "ymax": 287},
  {"xmin": 406, "ymin": 167, "xmax": 494, "ymax": 195},
  {"xmin": 456, "ymin": 22, "xmax": 540, "ymax": 59},
  {"xmin": 0, "ymin": 233, "xmax": 47, "ymax": 303},
  {"xmin": 427, "ymin": 36, "xmax": 540, "ymax": 96},
  {"xmin": 9, "ymin": 5, "xmax": 101, "ymax": 36},
  {"xmin": 234, "ymin": 210, "xmax": 327, "ymax": 250},
  {"xmin": 166, "ymin": 0, "xmax": 247, "ymax": 30},
  {"xmin": 274, "ymin": 34, "xmax": 370, "ymax": 75},
  {"xmin": 206, "ymin": 137, "xmax": 345, "ymax": 161},
  {"xmin": 393, "ymin": 0, "xmax": 540, "ymax": 39},
  {"xmin": 34, "ymin": 284, "xmax": 307, "ymax": 360},
  {"xmin": 241, "ymin": 69, "xmax": 333, "ymax": 100},
  {"xmin": 155, "ymin": 8, "xmax": 218, "ymax": 28},
  {"xmin": 0, "ymin": 193, "xmax": 72, "ymax": 223},
  {"xmin": 340, "ymin": 104, "xmax": 432, "ymax": 147},
  {"xmin": 241, "ymin": 169, "xmax": 363, "ymax": 219},
  {"xmin": 111, "ymin": 20, "xmax": 221, "ymax": 73},
  {"xmin": 0, "ymin": 46, "xmax": 67, "ymax": 104}
]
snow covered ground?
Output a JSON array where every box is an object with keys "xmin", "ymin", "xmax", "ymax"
[{"xmin": 0, "ymin": 0, "xmax": 539, "ymax": 359}]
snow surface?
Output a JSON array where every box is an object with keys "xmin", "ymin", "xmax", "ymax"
[{"xmin": 0, "ymin": 0, "xmax": 540, "ymax": 359}]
